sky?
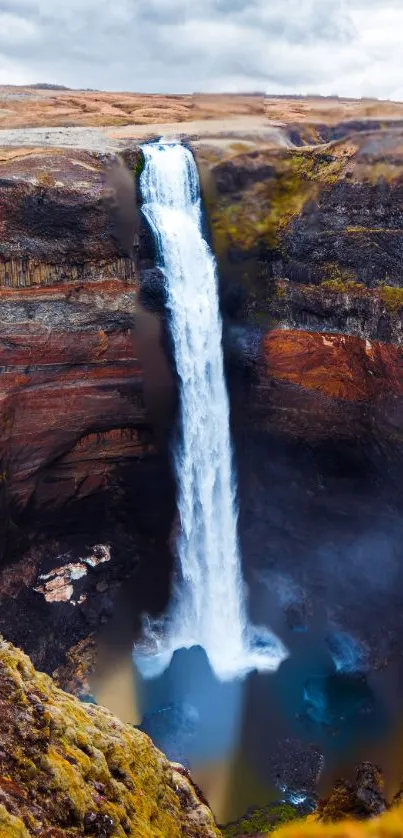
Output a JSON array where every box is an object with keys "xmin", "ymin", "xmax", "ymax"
[{"xmin": 0, "ymin": 0, "xmax": 402, "ymax": 100}]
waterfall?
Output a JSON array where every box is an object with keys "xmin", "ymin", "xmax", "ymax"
[{"xmin": 136, "ymin": 141, "xmax": 287, "ymax": 681}]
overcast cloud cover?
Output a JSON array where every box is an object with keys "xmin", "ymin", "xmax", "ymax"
[{"xmin": 0, "ymin": 0, "xmax": 402, "ymax": 100}]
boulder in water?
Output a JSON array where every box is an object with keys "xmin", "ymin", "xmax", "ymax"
[{"xmin": 317, "ymin": 762, "xmax": 387, "ymax": 822}]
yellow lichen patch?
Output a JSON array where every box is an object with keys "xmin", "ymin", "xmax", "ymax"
[
  {"xmin": 378, "ymin": 285, "xmax": 403, "ymax": 312},
  {"xmin": 36, "ymin": 170, "xmax": 56, "ymax": 188},
  {"xmin": 273, "ymin": 805, "xmax": 403, "ymax": 838},
  {"xmin": 358, "ymin": 161, "xmax": 403, "ymax": 185},
  {"xmin": 228, "ymin": 141, "xmax": 256, "ymax": 156},
  {"xmin": 0, "ymin": 804, "xmax": 30, "ymax": 837},
  {"xmin": 346, "ymin": 226, "xmax": 403, "ymax": 234},
  {"xmin": 320, "ymin": 280, "xmax": 366, "ymax": 294},
  {"xmin": 0, "ymin": 637, "xmax": 220, "ymax": 838},
  {"xmin": 321, "ymin": 262, "xmax": 357, "ymax": 286}
]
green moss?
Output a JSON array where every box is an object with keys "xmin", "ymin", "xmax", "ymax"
[
  {"xmin": 321, "ymin": 262, "xmax": 356, "ymax": 283},
  {"xmin": 274, "ymin": 281, "xmax": 288, "ymax": 299},
  {"xmin": 378, "ymin": 285, "xmax": 403, "ymax": 312},
  {"xmin": 134, "ymin": 148, "xmax": 145, "ymax": 178},
  {"xmin": 212, "ymin": 162, "xmax": 314, "ymax": 252},
  {"xmin": 212, "ymin": 148, "xmax": 350, "ymax": 254},
  {"xmin": 321, "ymin": 279, "xmax": 366, "ymax": 293},
  {"xmin": 223, "ymin": 802, "xmax": 299, "ymax": 837}
]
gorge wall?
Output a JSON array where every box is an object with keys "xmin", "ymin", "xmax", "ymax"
[
  {"xmin": 0, "ymin": 146, "xmax": 176, "ymax": 675},
  {"xmin": 1, "ymin": 112, "xmax": 403, "ymax": 680},
  {"xmin": 194, "ymin": 124, "xmax": 403, "ymax": 669},
  {"xmin": 194, "ymin": 126, "xmax": 403, "ymax": 456}
]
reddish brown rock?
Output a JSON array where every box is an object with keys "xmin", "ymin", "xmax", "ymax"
[
  {"xmin": 247, "ymin": 328, "xmax": 403, "ymax": 442},
  {"xmin": 263, "ymin": 330, "xmax": 403, "ymax": 403},
  {"xmin": 0, "ymin": 146, "xmax": 175, "ymax": 570},
  {"xmin": 0, "ymin": 281, "xmax": 153, "ymax": 515}
]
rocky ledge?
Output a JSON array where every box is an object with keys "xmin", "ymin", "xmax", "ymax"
[{"xmin": 0, "ymin": 636, "xmax": 220, "ymax": 837}]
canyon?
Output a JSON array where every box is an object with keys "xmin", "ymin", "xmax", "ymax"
[
  {"xmin": 0, "ymin": 89, "xmax": 403, "ymax": 672},
  {"xmin": 1, "ymin": 87, "xmax": 403, "ymax": 832}
]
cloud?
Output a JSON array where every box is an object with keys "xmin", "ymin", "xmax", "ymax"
[
  {"xmin": 0, "ymin": 12, "xmax": 39, "ymax": 47},
  {"xmin": 0, "ymin": 0, "xmax": 400, "ymax": 99}
]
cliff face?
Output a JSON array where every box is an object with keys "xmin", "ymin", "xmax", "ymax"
[
  {"xmin": 196, "ymin": 126, "xmax": 403, "ymax": 448},
  {"xmin": 0, "ymin": 636, "xmax": 220, "ymax": 837},
  {"xmin": 0, "ymin": 146, "xmax": 176, "ymax": 678},
  {"xmin": 193, "ymin": 125, "xmax": 403, "ymax": 677},
  {"xmin": 0, "ymin": 283, "xmax": 146, "ymax": 512},
  {"xmin": 232, "ymin": 327, "xmax": 403, "ymax": 446},
  {"xmin": 207, "ymin": 128, "xmax": 403, "ymax": 300},
  {"xmin": 3, "ymin": 123, "xmax": 403, "ymax": 518},
  {"xmin": 0, "ymin": 149, "xmax": 138, "ymax": 522},
  {"xmin": 2, "ymin": 116, "xmax": 403, "ymax": 687},
  {"xmin": 0, "ymin": 147, "xmax": 177, "ymax": 528}
]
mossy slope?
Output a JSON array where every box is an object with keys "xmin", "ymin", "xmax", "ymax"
[{"xmin": 0, "ymin": 637, "xmax": 220, "ymax": 837}]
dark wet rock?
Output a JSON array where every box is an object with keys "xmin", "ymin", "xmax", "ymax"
[
  {"xmin": 139, "ymin": 266, "xmax": 166, "ymax": 313},
  {"xmin": 285, "ymin": 120, "xmax": 403, "ymax": 147},
  {"xmin": 212, "ymin": 155, "xmax": 277, "ymax": 195},
  {"xmin": 317, "ymin": 762, "xmax": 387, "ymax": 822},
  {"xmin": 284, "ymin": 602, "xmax": 309, "ymax": 633},
  {"xmin": 267, "ymin": 279, "xmax": 403, "ymax": 345},
  {"xmin": 200, "ymin": 129, "xmax": 403, "ymax": 342}
]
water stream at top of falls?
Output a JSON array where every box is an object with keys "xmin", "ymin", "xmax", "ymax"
[{"xmin": 136, "ymin": 141, "xmax": 288, "ymax": 681}]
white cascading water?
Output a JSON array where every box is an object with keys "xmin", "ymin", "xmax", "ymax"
[{"xmin": 136, "ymin": 141, "xmax": 287, "ymax": 681}]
